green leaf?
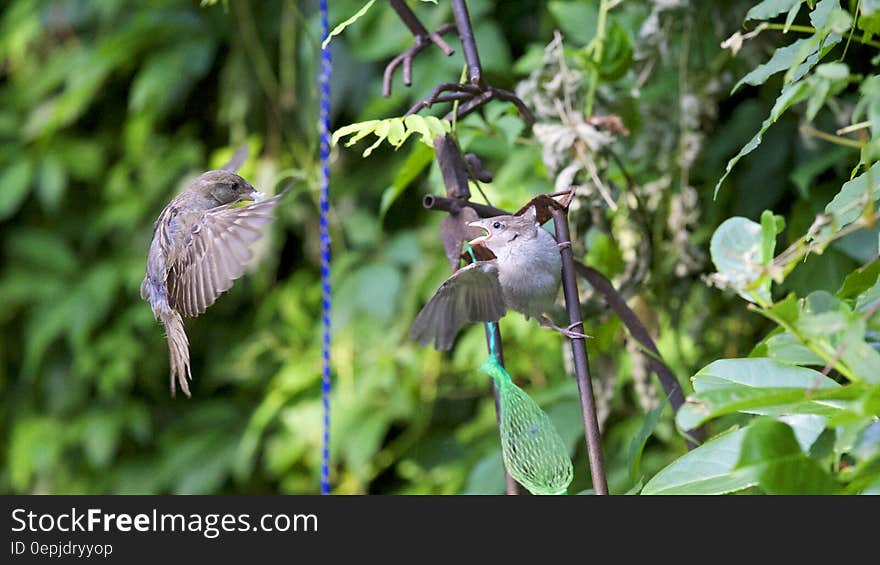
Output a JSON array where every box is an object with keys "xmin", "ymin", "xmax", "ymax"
[
  {"xmin": 745, "ymin": 0, "xmax": 802, "ymax": 22},
  {"xmin": 859, "ymin": 12, "xmax": 880, "ymax": 38},
  {"xmin": 736, "ymin": 418, "xmax": 841, "ymax": 493},
  {"xmin": 626, "ymin": 400, "xmax": 667, "ymax": 486},
  {"xmin": 322, "ymin": 0, "xmax": 377, "ymax": 49},
  {"xmin": 824, "ymin": 160, "xmax": 880, "ymax": 232},
  {"xmin": 839, "ymin": 323, "xmax": 880, "ymax": 383},
  {"xmin": 710, "ymin": 216, "xmax": 769, "ymax": 303},
  {"xmin": 760, "ymin": 209, "xmax": 781, "ymax": 264},
  {"xmin": 767, "ymin": 332, "xmax": 825, "ymax": 366},
  {"xmin": 778, "ymin": 414, "xmax": 828, "ymax": 452},
  {"xmin": 810, "ymin": 0, "xmax": 843, "ymax": 28},
  {"xmin": 8, "ymin": 418, "xmax": 64, "ymax": 492},
  {"xmin": 599, "ymin": 18, "xmax": 633, "ymax": 81},
  {"xmin": 548, "ymin": 1, "xmax": 598, "ymax": 45},
  {"xmin": 676, "ymin": 357, "xmax": 841, "ymax": 430},
  {"xmin": 495, "ymin": 114, "xmax": 525, "ymax": 147},
  {"xmin": 354, "ymin": 262, "xmax": 403, "ymax": 322},
  {"xmin": 36, "ymin": 155, "xmax": 67, "ymax": 213},
  {"xmin": 692, "ymin": 357, "xmax": 839, "ymax": 390},
  {"xmin": 0, "ymin": 158, "xmax": 34, "ymax": 221},
  {"xmin": 379, "ymin": 143, "xmax": 434, "ymax": 218},
  {"xmin": 464, "ymin": 450, "xmax": 506, "ymax": 495},
  {"xmin": 732, "ymin": 37, "xmax": 812, "ymax": 93},
  {"xmin": 715, "ymin": 80, "xmax": 811, "ymax": 196},
  {"xmin": 332, "ymin": 116, "xmax": 450, "ymax": 157},
  {"xmin": 642, "ymin": 427, "xmax": 758, "ymax": 494},
  {"xmin": 790, "ymin": 146, "xmax": 853, "ymax": 197},
  {"xmin": 856, "ymin": 277, "xmax": 880, "ymax": 313}
]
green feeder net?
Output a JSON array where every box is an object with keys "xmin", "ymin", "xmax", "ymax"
[{"xmin": 481, "ymin": 353, "xmax": 574, "ymax": 495}]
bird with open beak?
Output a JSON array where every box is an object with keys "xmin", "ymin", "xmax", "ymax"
[
  {"xmin": 141, "ymin": 166, "xmax": 283, "ymax": 397},
  {"xmin": 410, "ymin": 205, "xmax": 586, "ymax": 350}
]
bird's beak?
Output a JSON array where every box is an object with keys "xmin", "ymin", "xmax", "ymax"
[
  {"xmin": 249, "ymin": 189, "xmax": 266, "ymax": 202},
  {"xmin": 467, "ymin": 221, "xmax": 491, "ymax": 246}
]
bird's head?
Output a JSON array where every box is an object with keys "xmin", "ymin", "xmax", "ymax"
[
  {"xmin": 467, "ymin": 206, "xmax": 538, "ymax": 256},
  {"xmin": 191, "ymin": 170, "xmax": 265, "ymax": 205}
]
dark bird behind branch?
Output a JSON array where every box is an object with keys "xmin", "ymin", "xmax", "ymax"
[{"xmin": 141, "ymin": 169, "xmax": 283, "ymax": 396}]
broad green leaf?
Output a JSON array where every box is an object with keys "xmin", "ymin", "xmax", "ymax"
[
  {"xmin": 777, "ymin": 414, "xmax": 827, "ymax": 451},
  {"xmin": 691, "ymin": 357, "xmax": 838, "ymax": 390},
  {"xmin": 642, "ymin": 427, "xmax": 757, "ymax": 495},
  {"xmin": 767, "ymin": 332, "xmax": 824, "ymax": 366},
  {"xmin": 856, "ymin": 277, "xmax": 880, "ymax": 313},
  {"xmin": 709, "ymin": 216, "xmax": 768, "ymax": 303},
  {"xmin": 745, "ymin": 0, "xmax": 802, "ymax": 21},
  {"xmin": 322, "ymin": 0, "xmax": 377, "ymax": 49},
  {"xmin": 825, "ymin": 161, "xmax": 880, "ymax": 231},
  {"xmin": 715, "ymin": 80, "xmax": 811, "ymax": 196},
  {"xmin": 839, "ymin": 323, "xmax": 880, "ymax": 383},
  {"xmin": 677, "ymin": 358, "xmax": 841, "ymax": 430},
  {"xmin": 736, "ymin": 419, "xmax": 841, "ymax": 493},
  {"xmin": 764, "ymin": 292, "xmax": 800, "ymax": 326}
]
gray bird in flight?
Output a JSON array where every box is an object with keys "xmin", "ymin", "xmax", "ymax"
[
  {"xmin": 410, "ymin": 206, "xmax": 583, "ymax": 350},
  {"xmin": 141, "ymin": 160, "xmax": 283, "ymax": 397}
]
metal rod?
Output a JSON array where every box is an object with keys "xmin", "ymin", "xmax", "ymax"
[
  {"xmin": 450, "ymin": 0, "xmax": 483, "ymax": 85},
  {"xmin": 551, "ymin": 207, "xmax": 609, "ymax": 495}
]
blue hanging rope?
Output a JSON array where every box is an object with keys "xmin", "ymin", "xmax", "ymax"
[{"xmin": 318, "ymin": 0, "xmax": 332, "ymax": 495}]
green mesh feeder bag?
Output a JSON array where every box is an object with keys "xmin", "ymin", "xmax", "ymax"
[{"xmin": 481, "ymin": 357, "xmax": 574, "ymax": 495}]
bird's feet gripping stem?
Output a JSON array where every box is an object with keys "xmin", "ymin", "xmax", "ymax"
[{"xmin": 540, "ymin": 316, "xmax": 592, "ymax": 340}]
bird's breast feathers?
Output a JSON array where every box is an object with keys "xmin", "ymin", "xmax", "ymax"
[{"xmin": 496, "ymin": 229, "xmax": 561, "ymax": 317}]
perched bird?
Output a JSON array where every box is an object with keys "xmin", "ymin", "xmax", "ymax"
[
  {"xmin": 141, "ymin": 168, "xmax": 283, "ymax": 397},
  {"xmin": 410, "ymin": 205, "xmax": 584, "ymax": 350}
]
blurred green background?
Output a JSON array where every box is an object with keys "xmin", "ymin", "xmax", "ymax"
[{"xmin": 1, "ymin": 0, "xmax": 872, "ymax": 494}]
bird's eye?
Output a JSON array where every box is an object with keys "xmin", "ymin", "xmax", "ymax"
[{"xmin": 492, "ymin": 221, "xmax": 503, "ymax": 229}]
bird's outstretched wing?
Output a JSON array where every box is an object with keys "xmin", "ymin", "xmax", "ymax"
[
  {"xmin": 167, "ymin": 193, "xmax": 283, "ymax": 318},
  {"xmin": 410, "ymin": 261, "xmax": 507, "ymax": 350}
]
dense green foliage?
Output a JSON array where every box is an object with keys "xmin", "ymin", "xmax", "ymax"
[{"xmin": 1, "ymin": 0, "xmax": 878, "ymax": 494}]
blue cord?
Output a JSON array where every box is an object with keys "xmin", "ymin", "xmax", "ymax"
[{"xmin": 319, "ymin": 0, "xmax": 332, "ymax": 495}]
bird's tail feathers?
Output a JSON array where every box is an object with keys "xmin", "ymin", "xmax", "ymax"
[{"xmin": 160, "ymin": 309, "xmax": 192, "ymax": 397}]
